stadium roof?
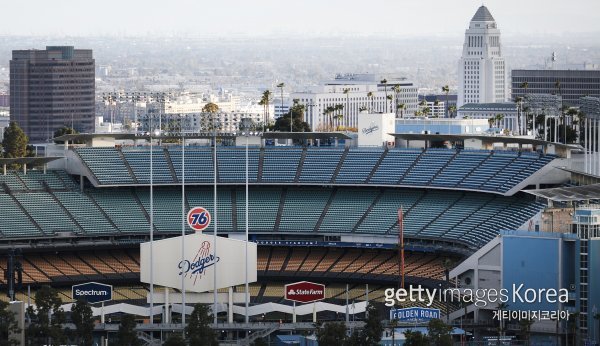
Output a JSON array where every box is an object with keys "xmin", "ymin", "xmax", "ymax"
[
  {"xmin": 459, "ymin": 103, "xmax": 517, "ymax": 111},
  {"xmin": 0, "ymin": 157, "xmax": 62, "ymax": 166},
  {"xmin": 524, "ymin": 184, "xmax": 600, "ymax": 201},
  {"xmin": 389, "ymin": 133, "xmax": 580, "ymax": 149},
  {"xmin": 54, "ymin": 132, "xmax": 351, "ymax": 143},
  {"xmin": 53, "ymin": 133, "xmax": 237, "ymax": 142},
  {"xmin": 262, "ymin": 132, "xmax": 351, "ymax": 140}
]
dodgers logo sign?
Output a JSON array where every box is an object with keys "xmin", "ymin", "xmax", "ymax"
[
  {"xmin": 178, "ymin": 240, "xmax": 220, "ymax": 286},
  {"xmin": 187, "ymin": 206, "xmax": 211, "ymax": 232}
]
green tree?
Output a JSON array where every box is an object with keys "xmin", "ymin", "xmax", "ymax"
[
  {"xmin": 427, "ymin": 318, "xmax": 453, "ymax": 346},
  {"xmin": 53, "ymin": 126, "xmax": 78, "ymax": 140},
  {"xmin": 163, "ymin": 333, "xmax": 186, "ymax": 346},
  {"xmin": 403, "ymin": 329, "xmax": 429, "ymax": 346},
  {"xmin": 393, "ymin": 85, "xmax": 402, "ymax": 118},
  {"xmin": 316, "ymin": 321, "xmax": 347, "ymax": 345},
  {"xmin": 202, "ymin": 102, "xmax": 219, "ymax": 114},
  {"xmin": 270, "ymin": 104, "xmax": 311, "ymax": 133},
  {"xmin": 71, "ymin": 299, "xmax": 94, "ymax": 346},
  {"xmin": 115, "ymin": 314, "xmax": 141, "ymax": 346},
  {"xmin": 519, "ymin": 318, "xmax": 534, "ymax": 345},
  {"xmin": 362, "ymin": 305, "xmax": 383, "ymax": 345},
  {"xmin": 186, "ymin": 304, "xmax": 218, "ymax": 346},
  {"xmin": 2, "ymin": 122, "xmax": 28, "ymax": 158},
  {"xmin": 251, "ymin": 337, "xmax": 268, "ymax": 346},
  {"xmin": 345, "ymin": 329, "xmax": 365, "ymax": 346},
  {"xmin": 26, "ymin": 285, "xmax": 66, "ymax": 346},
  {"xmin": 0, "ymin": 300, "xmax": 20, "ymax": 346}
]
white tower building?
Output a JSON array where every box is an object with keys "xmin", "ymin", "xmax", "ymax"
[{"xmin": 457, "ymin": 6, "xmax": 507, "ymax": 107}]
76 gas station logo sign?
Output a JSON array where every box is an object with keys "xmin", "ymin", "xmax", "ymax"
[{"xmin": 187, "ymin": 207, "xmax": 211, "ymax": 232}]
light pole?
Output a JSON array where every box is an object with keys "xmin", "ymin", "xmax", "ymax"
[
  {"xmin": 149, "ymin": 121, "xmax": 160, "ymax": 328},
  {"xmin": 180, "ymin": 121, "xmax": 186, "ymax": 334},
  {"xmin": 212, "ymin": 111, "xmax": 219, "ymax": 325},
  {"xmin": 240, "ymin": 117, "xmax": 258, "ymax": 325}
]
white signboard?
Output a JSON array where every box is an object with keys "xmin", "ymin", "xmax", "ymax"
[
  {"xmin": 140, "ymin": 233, "xmax": 257, "ymax": 293},
  {"xmin": 357, "ymin": 112, "xmax": 396, "ymax": 147}
]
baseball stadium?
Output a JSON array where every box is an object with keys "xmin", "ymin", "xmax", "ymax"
[{"xmin": 2, "ymin": 128, "xmax": 588, "ymax": 345}]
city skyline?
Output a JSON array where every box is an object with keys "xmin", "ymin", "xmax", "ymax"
[{"xmin": 1, "ymin": 0, "xmax": 599, "ymax": 37}]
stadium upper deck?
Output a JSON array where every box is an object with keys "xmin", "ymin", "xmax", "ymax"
[
  {"xmin": 0, "ymin": 170, "xmax": 543, "ymax": 250},
  {"xmin": 71, "ymin": 146, "xmax": 556, "ymax": 195}
]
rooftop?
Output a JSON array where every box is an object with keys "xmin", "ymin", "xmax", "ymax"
[
  {"xmin": 459, "ymin": 103, "xmax": 517, "ymax": 111},
  {"xmin": 471, "ymin": 5, "xmax": 495, "ymax": 22}
]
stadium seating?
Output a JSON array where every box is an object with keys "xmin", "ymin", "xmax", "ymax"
[
  {"xmin": 75, "ymin": 147, "xmax": 555, "ymax": 194},
  {"xmin": 75, "ymin": 148, "xmax": 135, "ymax": 184},
  {"xmin": 0, "ymin": 174, "xmax": 544, "ymax": 248}
]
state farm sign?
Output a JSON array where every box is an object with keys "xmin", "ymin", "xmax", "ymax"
[{"xmin": 284, "ymin": 281, "xmax": 326, "ymax": 303}]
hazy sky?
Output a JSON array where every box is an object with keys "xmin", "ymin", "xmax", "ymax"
[{"xmin": 2, "ymin": 0, "xmax": 599, "ymax": 37}]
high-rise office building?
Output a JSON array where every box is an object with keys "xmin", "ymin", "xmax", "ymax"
[
  {"xmin": 457, "ymin": 6, "xmax": 507, "ymax": 107},
  {"xmin": 10, "ymin": 46, "xmax": 95, "ymax": 143},
  {"xmin": 512, "ymin": 69, "xmax": 600, "ymax": 107}
]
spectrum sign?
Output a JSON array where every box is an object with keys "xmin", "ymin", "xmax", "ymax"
[
  {"xmin": 285, "ymin": 281, "xmax": 326, "ymax": 303},
  {"xmin": 72, "ymin": 282, "xmax": 113, "ymax": 304}
]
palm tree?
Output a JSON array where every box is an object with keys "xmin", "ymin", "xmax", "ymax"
[
  {"xmin": 261, "ymin": 90, "xmax": 272, "ymax": 127},
  {"xmin": 322, "ymin": 107, "xmax": 331, "ymax": 131},
  {"xmin": 397, "ymin": 103, "xmax": 406, "ymax": 119},
  {"xmin": 381, "ymin": 79, "xmax": 388, "ymax": 112},
  {"xmin": 515, "ymin": 96, "xmax": 524, "ymax": 135},
  {"xmin": 367, "ymin": 91, "xmax": 374, "ymax": 113},
  {"xmin": 418, "ymin": 99, "xmax": 427, "ymax": 116},
  {"xmin": 441, "ymin": 85, "xmax": 450, "ymax": 118},
  {"xmin": 386, "ymin": 95, "xmax": 393, "ymax": 114},
  {"xmin": 392, "ymin": 85, "xmax": 401, "ymax": 118},
  {"xmin": 334, "ymin": 104, "xmax": 344, "ymax": 130},
  {"xmin": 276, "ymin": 83, "xmax": 287, "ymax": 131},
  {"xmin": 497, "ymin": 302, "xmax": 509, "ymax": 342},
  {"xmin": 519, "ymin": 318, "xmax": 534, "ymax": 345},
  {"xmin": 343, "ymin": 88, "xmax": 350, "ymax": 129},
  {"xmin": 433, "ymin": 99, "xmax": 441, "ymax": 118},
  {"xmin": 448, "ymin": 105, "xmax": 457, "ymax": 118},
  {"xmin": 488, "ymin": 117, "xmax": 495, "ymax": 128},
  {"xmin": 422, "ymin": 107, "xmax": 431, "ymax": 118},
  {"xmin": 520, "ymin": 81, "xmax": 529, "ymax": 96},
  {"xmin": 495, "ymin": 113, "xmax": 505, "ymax": 129},
  {"xmin": 324, "ymin": 106, "xmax": 337, "ymax": 131}
]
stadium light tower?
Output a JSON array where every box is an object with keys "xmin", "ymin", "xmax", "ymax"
[{"xmin": 149, "ymin": 120, "xmax": 160, "ymax": 327}]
